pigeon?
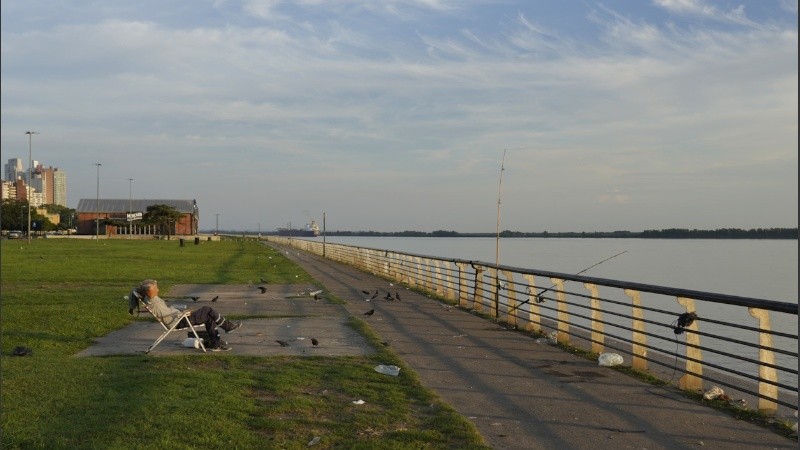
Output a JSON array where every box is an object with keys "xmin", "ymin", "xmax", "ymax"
[
  {"xmin": 311, "ymin": 338, "xmax": 319, "ymax": 346},
  {"xmin": 313, "ymin": 293, "xmax": 321, "ymax": 302},
  {"xmin": 371, "ymin": 291, "xmax": 378, "ymax": 299},
  {"xmin": 276, "ymin": 340, "xmax": 290, "ymax": 347},
  {"xmin": 189, "ymin": 296, "xmax": 199, "ymax": 302},
  {"xmin": 361, "ymin": 290, "xmax": 371, "ymax": 295},
  {"xmin": 257, "ymin": 286, "xmax": 267, "ymax": 294},
  {"xmin": 363, "ymin": 309, "xmax": 375, "ymax": 316},
  {"xmin": 211, "ymin": 295, "xmax": 219, "ymax": 302},
  {"xmin": 384, "ymin": 292, "xmax": 393, "ymax": 300},
  {"xmin": 395, "ymin": 292, "xmax": 401, "ymax": 301}
]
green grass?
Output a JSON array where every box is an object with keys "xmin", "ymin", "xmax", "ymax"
[{"xmin": 1, "ymin": 238, "xmax": 487, "ymax": 449}]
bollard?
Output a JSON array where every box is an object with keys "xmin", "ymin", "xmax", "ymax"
[
  {"xmin": 179, "ymin": 238, "xmax": 184, "ymax": 247},
  {"xmin": 194, "ymin": 237, "xmax": 200, "ymax": 245}
]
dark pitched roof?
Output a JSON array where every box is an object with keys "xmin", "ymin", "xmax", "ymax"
[{"xmin": 76, "ymin": 199, "xmax": 198, "ymax": 214}]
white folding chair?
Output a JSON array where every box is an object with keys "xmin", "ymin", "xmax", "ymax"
[{"xmin": 138, "ymin": 298, "xmax": 207, "ymax": 353}]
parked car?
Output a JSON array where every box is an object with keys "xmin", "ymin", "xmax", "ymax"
[{"xmin": 8, "ymin": 231, "xmax": 22, "ymax": 239}]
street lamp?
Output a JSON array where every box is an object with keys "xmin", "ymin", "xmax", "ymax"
[
  {"xmin": 128, "ymin": 178, "xmax": 133, "ymax": 239},
  {"xmin": 94, "ymin": 163, "xmax": 102, "ymax": 240},
  {"xmin": 25, "ymin": 131, "xmax": 39, "ymax": 243},
  {"xmin": 215, "ymin": 213, "xmax": 220, "ymax": 236}
]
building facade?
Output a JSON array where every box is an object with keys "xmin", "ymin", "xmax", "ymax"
[
  {"xmin": 4, "ymin": 158, "xmax": 24, "ymax": 183},
  {"xmin": 31, "ymin": 165, "xmax": 68, "ymax": 207},
  {"xmin": 75, "ymin": 199, "xmax": 199, "ymax": 236}
]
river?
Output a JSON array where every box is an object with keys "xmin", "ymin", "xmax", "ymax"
[{"xmin": 310, "ymin": 236, "xmax": 797, "ymax": 303}]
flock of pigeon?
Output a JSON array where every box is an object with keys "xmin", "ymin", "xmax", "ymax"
[{"xmin": 184, "ymin": 280, "xmax": 405, "ymax": 349}]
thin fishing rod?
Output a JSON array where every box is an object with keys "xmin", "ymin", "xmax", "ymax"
[
  {"xmin": 494, "ymin": 149, "xmax": 507, "ymax": 317},
  {"xmin": 533, "ymin": 250, "xmax": 628, "ymax": 299},
  {"xmin": 506, "ymin": 250, "xmax": 628, "ymax": 315}
]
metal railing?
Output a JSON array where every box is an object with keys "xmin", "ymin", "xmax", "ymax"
[{"xmin": 269, "ymin": 236, "xmax": 798, "ymax": 415}]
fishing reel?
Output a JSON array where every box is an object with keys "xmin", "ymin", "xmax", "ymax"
[{"xmin": 673, "ymin": 312, "xmax": 698, "ymax": 335}]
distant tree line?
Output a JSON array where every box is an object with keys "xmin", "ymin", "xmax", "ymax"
[{"xmin": 320, "ymin": 228, "xmax": 797, "ymax": 239}]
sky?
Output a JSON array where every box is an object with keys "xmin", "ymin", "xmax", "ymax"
[{"xmin": 1, "ymin": 0, "xmax": 797, "ymax": 233}]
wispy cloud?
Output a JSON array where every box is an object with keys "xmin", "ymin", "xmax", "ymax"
[
  {"xmin": 653, "ymin": 0, "xmax": 759, "ymax": 27},
  {"xmin": 1, "ymin": 1, "xmax": 796, "ymax": 231}
]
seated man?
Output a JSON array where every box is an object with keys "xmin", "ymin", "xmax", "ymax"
[{"xmin": 129, "ymin": 279, "xmax": 241, "ymax": 352}]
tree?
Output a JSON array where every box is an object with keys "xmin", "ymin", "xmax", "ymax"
[
  {"xmin": 142, "ymin": 204, "xmax": 181, "ymax": 239},
  {"xmin": 1, "ymin": 199, "xmax": 49, "ymax": 231}
]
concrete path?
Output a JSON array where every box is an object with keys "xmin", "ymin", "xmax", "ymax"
[
  {"xmin": 268, "ymin": 242, "xmax": 796, "ymax": 450},
  {"xmin": 79, "ymin": 282, "xmax": 373, "ymax": 357}
]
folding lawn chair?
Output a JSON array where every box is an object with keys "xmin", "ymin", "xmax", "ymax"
[{"xmin": 131, "ymin": 292, "xmax": 207, "ymax": 353}]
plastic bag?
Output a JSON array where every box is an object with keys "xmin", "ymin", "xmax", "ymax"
[
  {"xmin": 374, "ymin": 364, "xmax": 401, "ymax": 376},
  {"xmin": 703, "ymin": 386, "xmax": 724, "ymax": 400},
  {"xmin": 597, "ymin": 353, "xmax": 624, "ymax": 367},
  {"xmin": 182, "ymin": 338, "xmax": 202, "ymax": 348}
]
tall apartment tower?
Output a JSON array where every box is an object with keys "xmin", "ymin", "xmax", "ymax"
[
  {"xmin": 31, "ymin": 165, "xmax": 67, "ymax": 207},
  {"xmin": 4, "ymin": 158, "xmax": 24, "ymax": 182},
  {"xmin": 53, "ymin": 168, "xmax": 67, "ymax": 206}
]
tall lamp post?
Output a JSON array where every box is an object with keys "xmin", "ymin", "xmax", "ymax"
[
  {"xmin": 215, "ymin": 213, "xmax": 220, "ymax": 236},
  {"xmin": 127, "ymin": 178, "xmax": 133, "ymax": 239},
  {"xmin": 25, "ymin": 131, "xmax": 39, "ymax": 243},
  {"xmin": 94, "ymin": 163, "xmax": 102, "ymax": 240}
]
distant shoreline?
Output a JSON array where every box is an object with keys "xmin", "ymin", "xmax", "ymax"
[{"xmin": 222, "ymin": 227, "xmax": 798, "ymax": 239}]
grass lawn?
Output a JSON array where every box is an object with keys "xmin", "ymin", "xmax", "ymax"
[{"xmin": 1, "ymin": 237, "xmax": 487, "ymax": 449}]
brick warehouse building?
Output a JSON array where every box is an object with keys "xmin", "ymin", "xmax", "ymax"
[{"xmin": 75, "ymin": 199, "xmax": 199, "ymax": 236}]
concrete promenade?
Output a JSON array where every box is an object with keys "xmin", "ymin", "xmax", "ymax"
[{"xmin": 267, "ymin": 241, "xmax": 795, "ymax": 450}]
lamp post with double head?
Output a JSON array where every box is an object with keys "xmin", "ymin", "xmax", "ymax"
[{"xmin": 25, "ymin": 131, "xmax": 39, "ymax": 243}]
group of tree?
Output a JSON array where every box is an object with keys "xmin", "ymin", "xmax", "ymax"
[{"xmin": 0, "ymin": 199, "xmax": 76, "ymax": 232}]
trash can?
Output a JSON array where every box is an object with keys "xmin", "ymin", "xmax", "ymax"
[
  {"xmin": 194, "ymin": 237, "xmax": 200, "ymax": 245},
  {"xmin": 179, "ymin": 238, "xmax": 184, "ymax": 247}
]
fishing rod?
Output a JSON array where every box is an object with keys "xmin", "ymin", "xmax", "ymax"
[
  {"xmin": 505, "ymin": 250, "xmax": 628, "ymax": 315},
  {"xmin": 494, "ymin": 149, "xmax": 507, "ymax": 318}
]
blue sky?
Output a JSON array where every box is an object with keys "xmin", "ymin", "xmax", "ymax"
[{"xmin": 1, "ymin": 0, "xmax": 797, "ymax": 232}]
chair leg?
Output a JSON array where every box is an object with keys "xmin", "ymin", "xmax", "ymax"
[{"xmin": 146, "ymin": 312, "xmax": 206, "ymax": 353}]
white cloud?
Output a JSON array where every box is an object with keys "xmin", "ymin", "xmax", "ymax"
[
  {"xmin": 1, "ymin": 1, "xmax": 796, "ymax": 231},
  {"xmin": 652, "ymin": 0, "xmax": 759, "ymax": 27}
]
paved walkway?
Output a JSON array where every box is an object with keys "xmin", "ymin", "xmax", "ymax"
[{"xmin": 267, "ymin": 241, "xmax": 796, "ymax": 450}]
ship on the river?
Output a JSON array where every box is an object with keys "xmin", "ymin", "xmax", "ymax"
[{"xmin": 277, "ymin": 220, "xmax": 320, "ymax": 237}]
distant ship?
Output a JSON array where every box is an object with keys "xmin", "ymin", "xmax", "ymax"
[{"xmin": 278, "ymin": 220, "xmax": 320, "ymax": 237}]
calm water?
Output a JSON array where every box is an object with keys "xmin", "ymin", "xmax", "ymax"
[{"xmin": 312, "ymin": 236, "xmax": 797, "ymax": 303}]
